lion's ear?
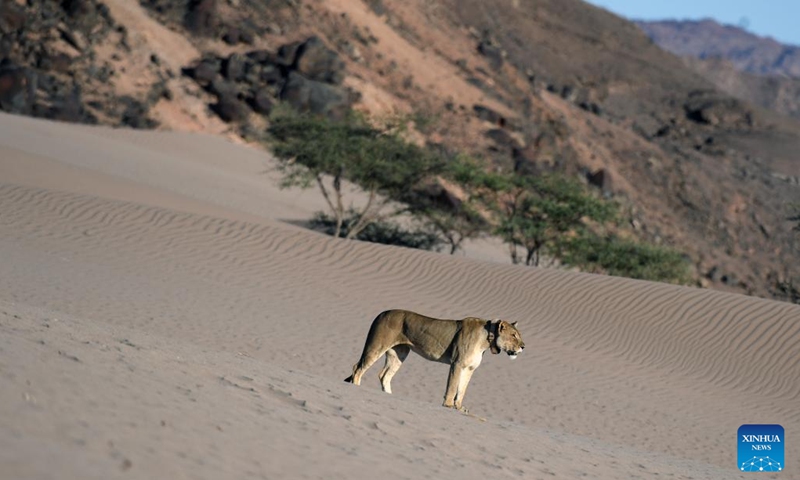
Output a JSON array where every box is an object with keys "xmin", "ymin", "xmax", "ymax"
[
  {"xmin": 511, "ymin": 321, "xmax": 518, "ymax": 327},
  {"xmin": 498, "ymin": 321, "xmax": 506, "ymax": 332}
]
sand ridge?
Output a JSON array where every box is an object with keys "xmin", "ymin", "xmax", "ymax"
[{"xmin": 1, "ymin": 113, "xmax": 798, "ymax": 479}]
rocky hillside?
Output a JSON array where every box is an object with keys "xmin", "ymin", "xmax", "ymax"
[{"xmin": 1, "ymin": 0, "xmax": 798, "ymax": 302}]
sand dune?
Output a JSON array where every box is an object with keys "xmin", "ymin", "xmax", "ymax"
[{"xmin": 1, "ymin": 113, "xmax": 798, "ymax": 479}]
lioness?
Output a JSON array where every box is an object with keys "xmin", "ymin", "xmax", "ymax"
[{"xmin": 344, "ymin": 309, "xmax": 525, "ymax": 412}]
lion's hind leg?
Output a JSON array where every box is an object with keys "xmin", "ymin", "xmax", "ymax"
[
  {"xmin": 347, "ymin": 342, "xmax": 393, "ymax": 386},
  {"xmin": 379, "ymin": 345, "xmax": 410, "ymax": 394}
]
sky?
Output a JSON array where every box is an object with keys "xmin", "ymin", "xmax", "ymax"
[{"xmin": 585, "ymin": 0, "xmax": 800, "ymax": 46}]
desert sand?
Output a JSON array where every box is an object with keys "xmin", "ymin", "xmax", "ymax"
[{"xmin": 1, "ymin": 112, "xmax": 798, "ymax": 479}]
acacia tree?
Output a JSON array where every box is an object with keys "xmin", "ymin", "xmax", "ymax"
[
  {"xmin": 407, "ymin": 155, "xmax": 498, "ymax": 254},
  {"xmin": 496, "ymin": 174, "xmax": 616, "ymax": 266},
  {"xmin": 413, "ymin": 199, "xmax": 488, "ymax": 254},
  {"xmin": 268, "ymin": 108, "xmax": 446, "ymax": 239}
]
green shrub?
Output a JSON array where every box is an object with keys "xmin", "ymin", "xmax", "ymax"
[{"xmin": 561, "ymin": 234, "xmax": 691, "ymax": 284}]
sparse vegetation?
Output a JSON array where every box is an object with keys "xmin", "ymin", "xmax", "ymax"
[
  {"xmin": 561, "ymin": 235, "xmax": 692, "ymax": 284},
  {"xmin": 494, "ymin": 174, "xmax": 616, "ymax": 266},
  {"xmin": 267, "ymin": 105, "xmax": 693, "ymax": 285},
  {"xmin": 268, "ymin": 106, "xmax": 446, "ymax": 239}
]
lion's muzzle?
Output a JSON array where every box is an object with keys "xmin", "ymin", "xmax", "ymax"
[{"xmin": 507, "ymin": 345, "xmax": 524, "ymax": 360}]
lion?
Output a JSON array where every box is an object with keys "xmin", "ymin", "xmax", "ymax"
[{"xmin": 344, "ymin": 309, "xmax": 525, "ymax": 413}]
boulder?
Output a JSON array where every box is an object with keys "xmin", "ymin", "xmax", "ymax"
[
  {"xmin": 477, "ymin": 40, "xmax": 504, "ymax": 69},
  {"xmin": 246, "ymin": 50, "xmax": 275, "ymax": 64},
  {"xmin": 684, "ymin": 91, "xmax": 755, "ymax": 128},
  {"xmin": 293, "ymin": 36, "xmax": 345, "ymax": 85},
  {"xmin": 209, "ymin": 77, "xmax": 238, "ymax": 98},
  {"xmin": 190, "ymin": 59, "xmax": 219, "ymax": 84},
  {"xmin": 0, "ymin": 64, "xmax": 35, "ymax": 114},
  {"xmin": 586, "ymin": 168, "xmax": 613, "ymax": 195},
  {"xmin": 185, "ymin": 0, "xmax": 218, "ymax": 36},
  {"xmin": 212, "ymin": 93, "xmax": 249, "ymax": 122},
  {"xmin": 120, "ymin": 96, "xmax": 158, "ymax": 129},
  {"xmin": 0, "ymin": 2, "xmax": 26, "ymax": 34},
  {"xmin": 276, "ymin": 40, "xmax": 303, "ymax": 67},
  {"xmin": 259, "ymin": 64, "xmax": 284, "ymax": 85},
  {"xmin": 280, "ymin": 72, "xmax": 349, "ymax": 117},
  {"xmin": 484, "ymin": 128, "xmax": 521, "ymax": 149},
  {"xmin": 473, "ymin": 104, "xmax": 506, "ymax": 127},
  {"xmin": 250, "ymin": 88, "xmax": 273, "ymax": 114},
  {"xmin": 223, "ymin": 53, "xmax": 247, "ymax": 82}
]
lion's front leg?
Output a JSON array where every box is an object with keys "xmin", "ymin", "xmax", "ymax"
[
  {"xmin": 442, "ymin": 363, "xmax": 463, "ymax": 409},
  {"xmin": 454, "ymin": 367, "xmax": 475, "ymax": 412}
]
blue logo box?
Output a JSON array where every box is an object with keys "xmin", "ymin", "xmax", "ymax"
[{"xmin": 739, "ymin": 424, "xmax": 784, "ymax": 472}]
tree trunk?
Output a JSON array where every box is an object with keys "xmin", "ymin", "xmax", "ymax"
[
  {"xmin": 509, "ymin": 243, "xmax": 519, "ymax": 264},
  {"xmin": 333, "ymin": 174, "xmax": 344, "ymax": 238},
  {"xmin": 345, "ymin": 189, "xmax": 378, "ymax": 239},
  {"xmin": 316, "ymin": 175, "xmax": 343, "ymax": 237}
]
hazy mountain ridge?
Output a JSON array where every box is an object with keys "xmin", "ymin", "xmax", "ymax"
[{"xmin": 636, "ymin": 19, "xmax": 800, "ymax": 78}]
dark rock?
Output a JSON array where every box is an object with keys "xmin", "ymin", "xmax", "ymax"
[
  {"xmin": 239, "ymin": 29, "xmax": 255, "ymax": 45},
  {"xmin": 62, "ymin": 0, "xmax": 102, "ymax": 32},
  {"xmin": 259, "ymin": 64, "xmax": 284, "ymax": 85},
  {"xmin": 209, "ymin": 77, "xmax": 238, "ymax": 98},
  {"xmin": 63, "ymin": 0, "xmax": 94, "ymax": 18},
  {"xmin": 190, "ymin": 60, "xmax": 219, "ymax": 84},
  {"xmin": 705, "ymin": 266, "xmax": 721, "ymax": 281},
  {"xmin": 684, "ymin": 91, "xmax": 754, "ymax": 128},
  {"xmin": 0, "ymin": 2, "xmax": 26, "ymax": 34},
  {"xmin": 250, "ymin": 89, "xmax": 273, "ymax": 114},
  {"xmin": 366, "ymin": 0, "xmax": 387, "ymax": 16},
  {"xmin": 293, "ymin": 36, "xmax": 345, "ymax": 85},
  {"xmin": 60, "ymin": 27, "xmax": 88, "ymax": 52},
  {"xmin": 276, "ymin": 41, "xmax": 303, "ymax": 67},
  {"xmin": 39, "ymin": 52, "xmax": 73, "ymax": 74},
  {"xmin": 579, "ymin": 101, "xmax": 601, "ymax": 115},
  {"xmin": 212, "ymin": 93, "xmax": 249, "ymax": 122},
  {"xmin": 185, "ymin": 0, "xmax": 218, "ymax": 36},
  {"xmin": 222, "ymin": 28, "xmax": 241, "ymax": 45},
  {"xmin": 280, "ymin": 72, "xmax": 350, "ymax": 117},
  {"xmin": 223, "ymin": 53, "xmax": 247, "ymax": 81},
  {"xmin": 0, "ymin": 65, "xmax": 36, "ymax": 114},
  {"xmin": 484, "ymin": 128, "xmax": 520, "ymax": 149},
  {"xmin": 513, "ymin": 145, "xmax": 540, "ymax": 175},
  {"xmin": 247, "ymin": 50, "xmax": 275, "ymax": 64},
  {"xmin": 587, "ymin": 168, "xmax": 613, "ymax": 194},
  {"xmin": 473, "ymin": 104, "xmax": 506, "ymax": 127},
  {"xmin": 120, "ymin": 97, "xmax": 158, "ymax": 129},
  {"xmin": 477, "ymin": 40, "xmax": 504, "ymax": 69},
  {"xmin": 40, "ymin": 86, "xmax": 94, "ymax": 124},
  {"xmin": 561, "ymin": 85, "xmax": 578, "ymax": 103}
]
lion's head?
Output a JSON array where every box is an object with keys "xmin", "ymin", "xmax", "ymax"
[{"xmin": 490, "ymin": 320, "xmax": 525, "ymax": 359}]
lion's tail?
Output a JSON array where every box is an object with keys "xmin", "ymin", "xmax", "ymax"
[{"xmin": 344, "ymin": 375, "xmax": 354, "ymax": 383}]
